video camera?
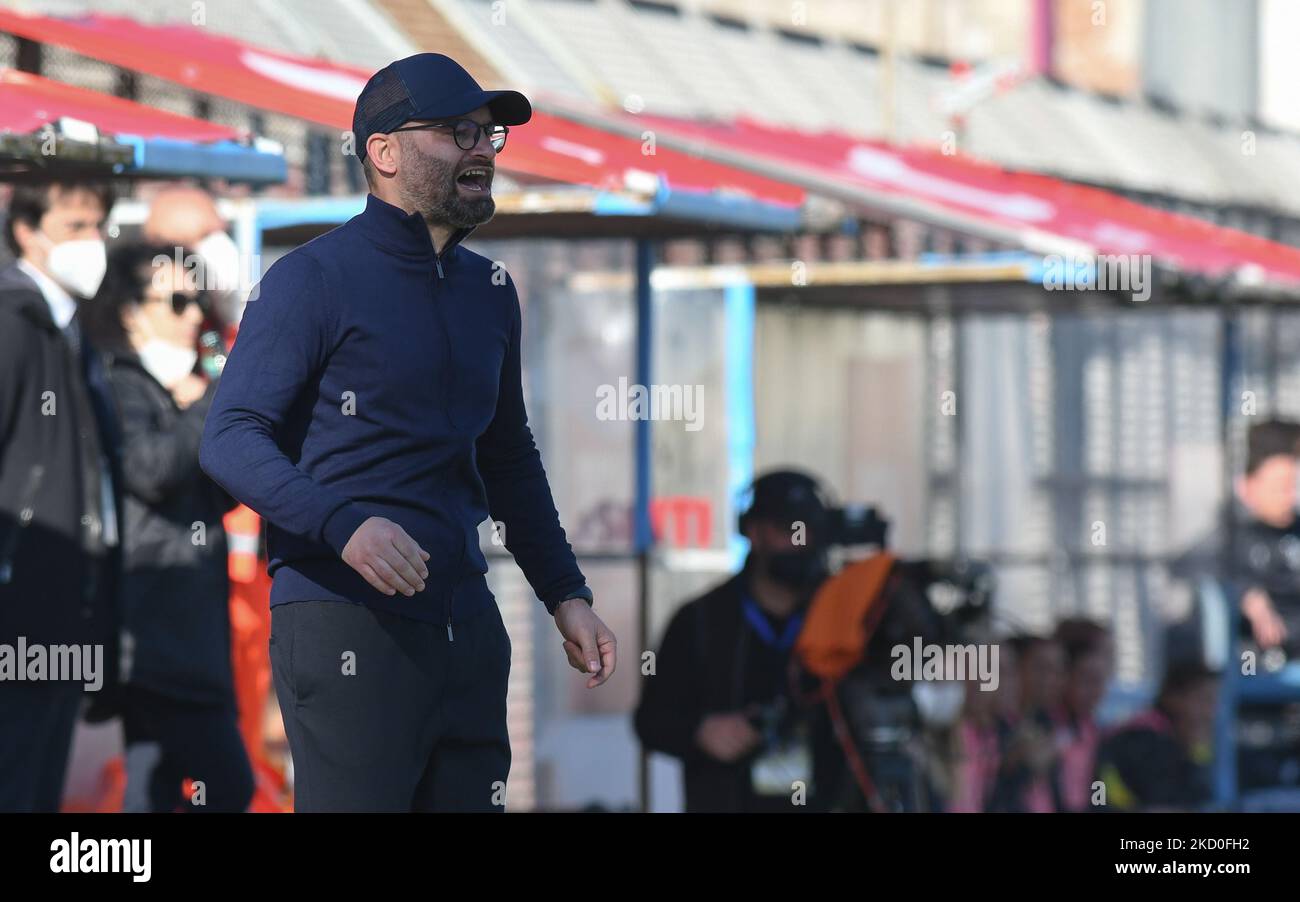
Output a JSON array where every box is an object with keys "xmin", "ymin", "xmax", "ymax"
[{"xmin": 737, "ymin": 471, "xmax": 1001, "ymax": 810}]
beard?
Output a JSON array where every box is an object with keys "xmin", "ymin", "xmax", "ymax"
[{"xmin": 395, "ymin": 139, "xmax": 496, "ymax": 230}]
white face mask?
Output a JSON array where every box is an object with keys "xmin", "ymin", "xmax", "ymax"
[
  {"xmin": 137, "ymin": 340, "xmax": 199, "ymax": 389},
  {"xmin": 39, "ymin": 234, "xmax": 107, "ymax": 299},
  {"xmin": 131, "ymin": 306, "xmax": 197, "ymax": 389},
  {"xmin": 195, "ymin": 230, "xmax": 241, "ymax": 294}
]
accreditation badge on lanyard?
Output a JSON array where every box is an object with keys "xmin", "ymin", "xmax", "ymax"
[
  {"xmin": 751, "ymin": 728, "xmax": 814, "ymax": 797},
  {"xmin": 742, "ymin": 597, "xmax": 813, "ymax": 797}
]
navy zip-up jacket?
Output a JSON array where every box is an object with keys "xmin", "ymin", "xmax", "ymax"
[{"xmin": 199, "ymin": 193, "xmax": 587, "ymax": 627}]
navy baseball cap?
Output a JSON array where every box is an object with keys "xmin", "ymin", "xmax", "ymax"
[{"xmin": 353, "ymin": 53, "xmax": 532, "ymax": 161}]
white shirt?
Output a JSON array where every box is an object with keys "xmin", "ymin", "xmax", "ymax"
[{"xmin": 16, "ymin": 258, "xmax": 78, "ymax": 329}]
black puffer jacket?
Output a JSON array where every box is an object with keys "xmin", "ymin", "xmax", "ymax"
[
  {"xmin": 0, "ymin": 263, "xmax": 119, "ymax": 650},
  {"xmin": 102, "ymin": 347, "xmax": 237, "ymax": 705}
]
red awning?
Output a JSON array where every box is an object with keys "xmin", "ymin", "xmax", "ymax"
[
  {"xmin": 0, "ymin": 10, "xmax": 803, "ymax": 208},
  {"xmin": 502, "ymin": 112, "xmax": 803, "ymax": 206},
  {"xmin": 630, "ymin": 114, "xmax": 1300, "ymax": 286},
  {"xmin": 0, "ymin": 10, "xmax": 364, "ymax": 129},
  {"xmin": 0, "ymin": 68, "xmax": 243, "ymax": 142}
]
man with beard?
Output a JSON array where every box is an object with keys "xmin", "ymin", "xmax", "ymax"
[
  {"xmin": 200, "ymin": 54, "xmax": 616, "ymax": 812},
  {"xmin": 635, "ymin": 470, "xmax": 831, "ymax": 812}
]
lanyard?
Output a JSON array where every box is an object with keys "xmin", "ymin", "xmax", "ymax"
[{"xmin": 741, "ymin": 596, "xmax": 803, "ymax": 652}]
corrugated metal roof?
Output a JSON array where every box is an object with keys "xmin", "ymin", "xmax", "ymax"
[
  {"xmin": 17, "ymin": 0, "xmax": 1300, "ymax": 216},
  {"xmin": 19, "ymin": 0, "xmax": 413, "ymax": 71},
  {"xmin": 438, "ymin": 0, "xmax": 1300, "ymax": 217}
]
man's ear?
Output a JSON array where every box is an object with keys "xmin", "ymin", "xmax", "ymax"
[
  {"xmin": 13, "ymin": 217, "xmax": 53, "ymax": 267},
  {"xmin": 11, "ymin": 217, "xmax": 40, "ymax": 256},
  {"xmin": 366, "ymin": 133, "xmax": 399, "ymax": 180}
]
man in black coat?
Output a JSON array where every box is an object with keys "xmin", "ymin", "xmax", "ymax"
[
  {"xmin": 635, "ymin": 471, "xmax": 830, "ymax": 812},
  {"xmin": 0, "ymin": 179, "xmax": 121, "ymax": 811}
]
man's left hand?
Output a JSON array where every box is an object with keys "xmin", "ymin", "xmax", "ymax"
[{"xmin": 555, "ymin": 598, "xmax": 616, "ymax": 688}]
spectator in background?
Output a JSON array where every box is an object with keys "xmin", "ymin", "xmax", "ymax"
[
  {"xmin": 1093, "ymin": 661, "xmax": 1219, "ymax": 811},
  {"xmin": 143, "ymin": 186, "xmax": 280, "ymax": 803},
  {"xmin": 0, "ymin": 179, "xmax": 120, "ymax": 812},
  {"xmin": 988, "ymin": 634, "xmax": 1066, "ymax": 812},
  {"xmin": 1173, "ymin": 419, "xmax": 1300, "ymax": 659},
  {"xmin": 1052, "ymin": 618, "xmax": 1114, "ymax": 811},
  {"xmin": 142, "ymin": 185, "xmax": 244, "ymax": 327},
  {"xmin": 949, "ymin": 639, "xmax": 1019, "ymax": 812},
  {"xmin": 82, "ymin": 242, "xmax": 252, "ymax": 812}
]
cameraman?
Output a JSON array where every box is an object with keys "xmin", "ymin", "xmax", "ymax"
[{"xmin": 634, "ymin": 470, "xmax": 829, "ymax": 812}]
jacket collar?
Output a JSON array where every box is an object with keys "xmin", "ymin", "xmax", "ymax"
[
  {"xmin": 356, "ymin": 193, "xmax": 476, "ymax": 261},
  {"xmin": 0, "ymin": 262, "xmax": 59, "ymax": 333},
  {"xmin": 16, "ymin": 259, "xmax": 77, "ymax": 329}
]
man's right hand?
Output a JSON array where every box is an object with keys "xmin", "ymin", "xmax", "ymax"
[
  {"xmin": 695, "ymin": 713, "xmax": 762, "ymax": 763},
  {"xmin": 341, "ymin": 516, "xmax": 430, "ymax": 597},
  {"xmin": 1243, "ymin": 587, "xmax": 1288, "ymax": 648}
]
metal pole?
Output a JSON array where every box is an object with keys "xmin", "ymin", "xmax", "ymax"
[
  {"xmin": 1214, "ymin": 303, "xmax": 1240, "ymax": 806},
  {"xmin": 953, "ymin": 303, "xmax": 965, "ymax": 560},
  {"xmin": 634, "ymin": 238, "xmax": 654, "ymax": 812}
]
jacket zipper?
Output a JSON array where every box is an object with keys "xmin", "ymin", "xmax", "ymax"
[
  {"xmin": 0, "ymin": 463, "xmax": 47, "ymax": 585},
  {"xmin": 434, "ymin": 241, "xmax": 462, "ymax": 639},
  {"xmin": 429, "ymin": 251, "xmax": 457, "ymax": 431}
]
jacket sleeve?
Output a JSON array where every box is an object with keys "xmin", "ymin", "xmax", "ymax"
[
  {"xmin": 0, "ymin": 311, "xmax": 26, "ymax": 459},
  {"xmin": 474, "ymin": 274, "xmax": 586, "ymax": 612},
  {"xmin": 199, "ymin": 253, "xmax": 369, "ymax": 554},
  {"xmin": 112, "ymin": 370, "xmax": 213, "ymax": 505},
  {"xmin": 634, "ymin": 603, "xmax": 706, "ymax": 761}
]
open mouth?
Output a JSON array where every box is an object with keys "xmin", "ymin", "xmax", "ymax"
[{"xmin": 456, "ymin": 167, "xmax": 492, "ymax": 192}]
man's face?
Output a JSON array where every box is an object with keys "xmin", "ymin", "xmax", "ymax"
[
  {"xmin": 1239, "ymin": 454, "xmax": 1298, "ymax": 528},
  {"xmin": 15, "ymin": 185, "xmax": 106, "ymax": 272},
  {"xmin": 744, "ymin": 516, "xmax": 826, "ymax": 592},
  {"xmin": 390, "ymin": 105, "xmax": 498, "ymax": 230},
  {"xmin": 1066, "ymin": 648, "xmax": 1113, "ymax": 718},
  {"xmin": 746, "ymin": 518, "xmax": 806, "ymax": 554},
  {"xmin": 1019, "ymin": 640, "xmax": 1067, "ymax": 713}
]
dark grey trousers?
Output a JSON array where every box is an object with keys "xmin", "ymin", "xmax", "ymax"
[
  {"xmin": 121, "ymin": 687, "xmax": 254, "ymax": 813},
  {"xmin": 270, "ymin": 598, "xmax": 512, "ymax": 812},
  {"xmin": 0, "ymin": 680, "xmax": 82, "ymax": 812}
]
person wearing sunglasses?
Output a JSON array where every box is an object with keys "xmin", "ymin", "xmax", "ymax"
[
  {"xmin": 84, "ymin": 242, "xmax": 253, "ymax": 813},
  {"xmin": 201, "ymin": 53, "xmax": 616, "ymax": 812}
]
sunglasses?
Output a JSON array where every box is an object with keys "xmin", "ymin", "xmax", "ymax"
[
  {"xmin": 390, "ymin": 118, "xmax": 509, "ymax": 152},
  {"xmin": 146, "ymin": 292, "xmax": 202, "ymax": 315}
]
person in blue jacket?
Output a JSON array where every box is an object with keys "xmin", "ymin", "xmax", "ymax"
[{"xmin": 199, "ymin": 53, "xmax": 617, "ymax": 812}]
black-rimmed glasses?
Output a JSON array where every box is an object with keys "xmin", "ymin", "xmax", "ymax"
[{"xmin": 391, "ymin": 119, "xmax": 509, "ymax": 152}]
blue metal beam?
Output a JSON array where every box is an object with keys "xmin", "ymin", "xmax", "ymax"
[
  {"xmin": 117, "ymin": 135, "xmax": 286, "ymax": 185},
  {"xmin": 725, "ymin": 280, "xmax": 756, "ymax": 569}
]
